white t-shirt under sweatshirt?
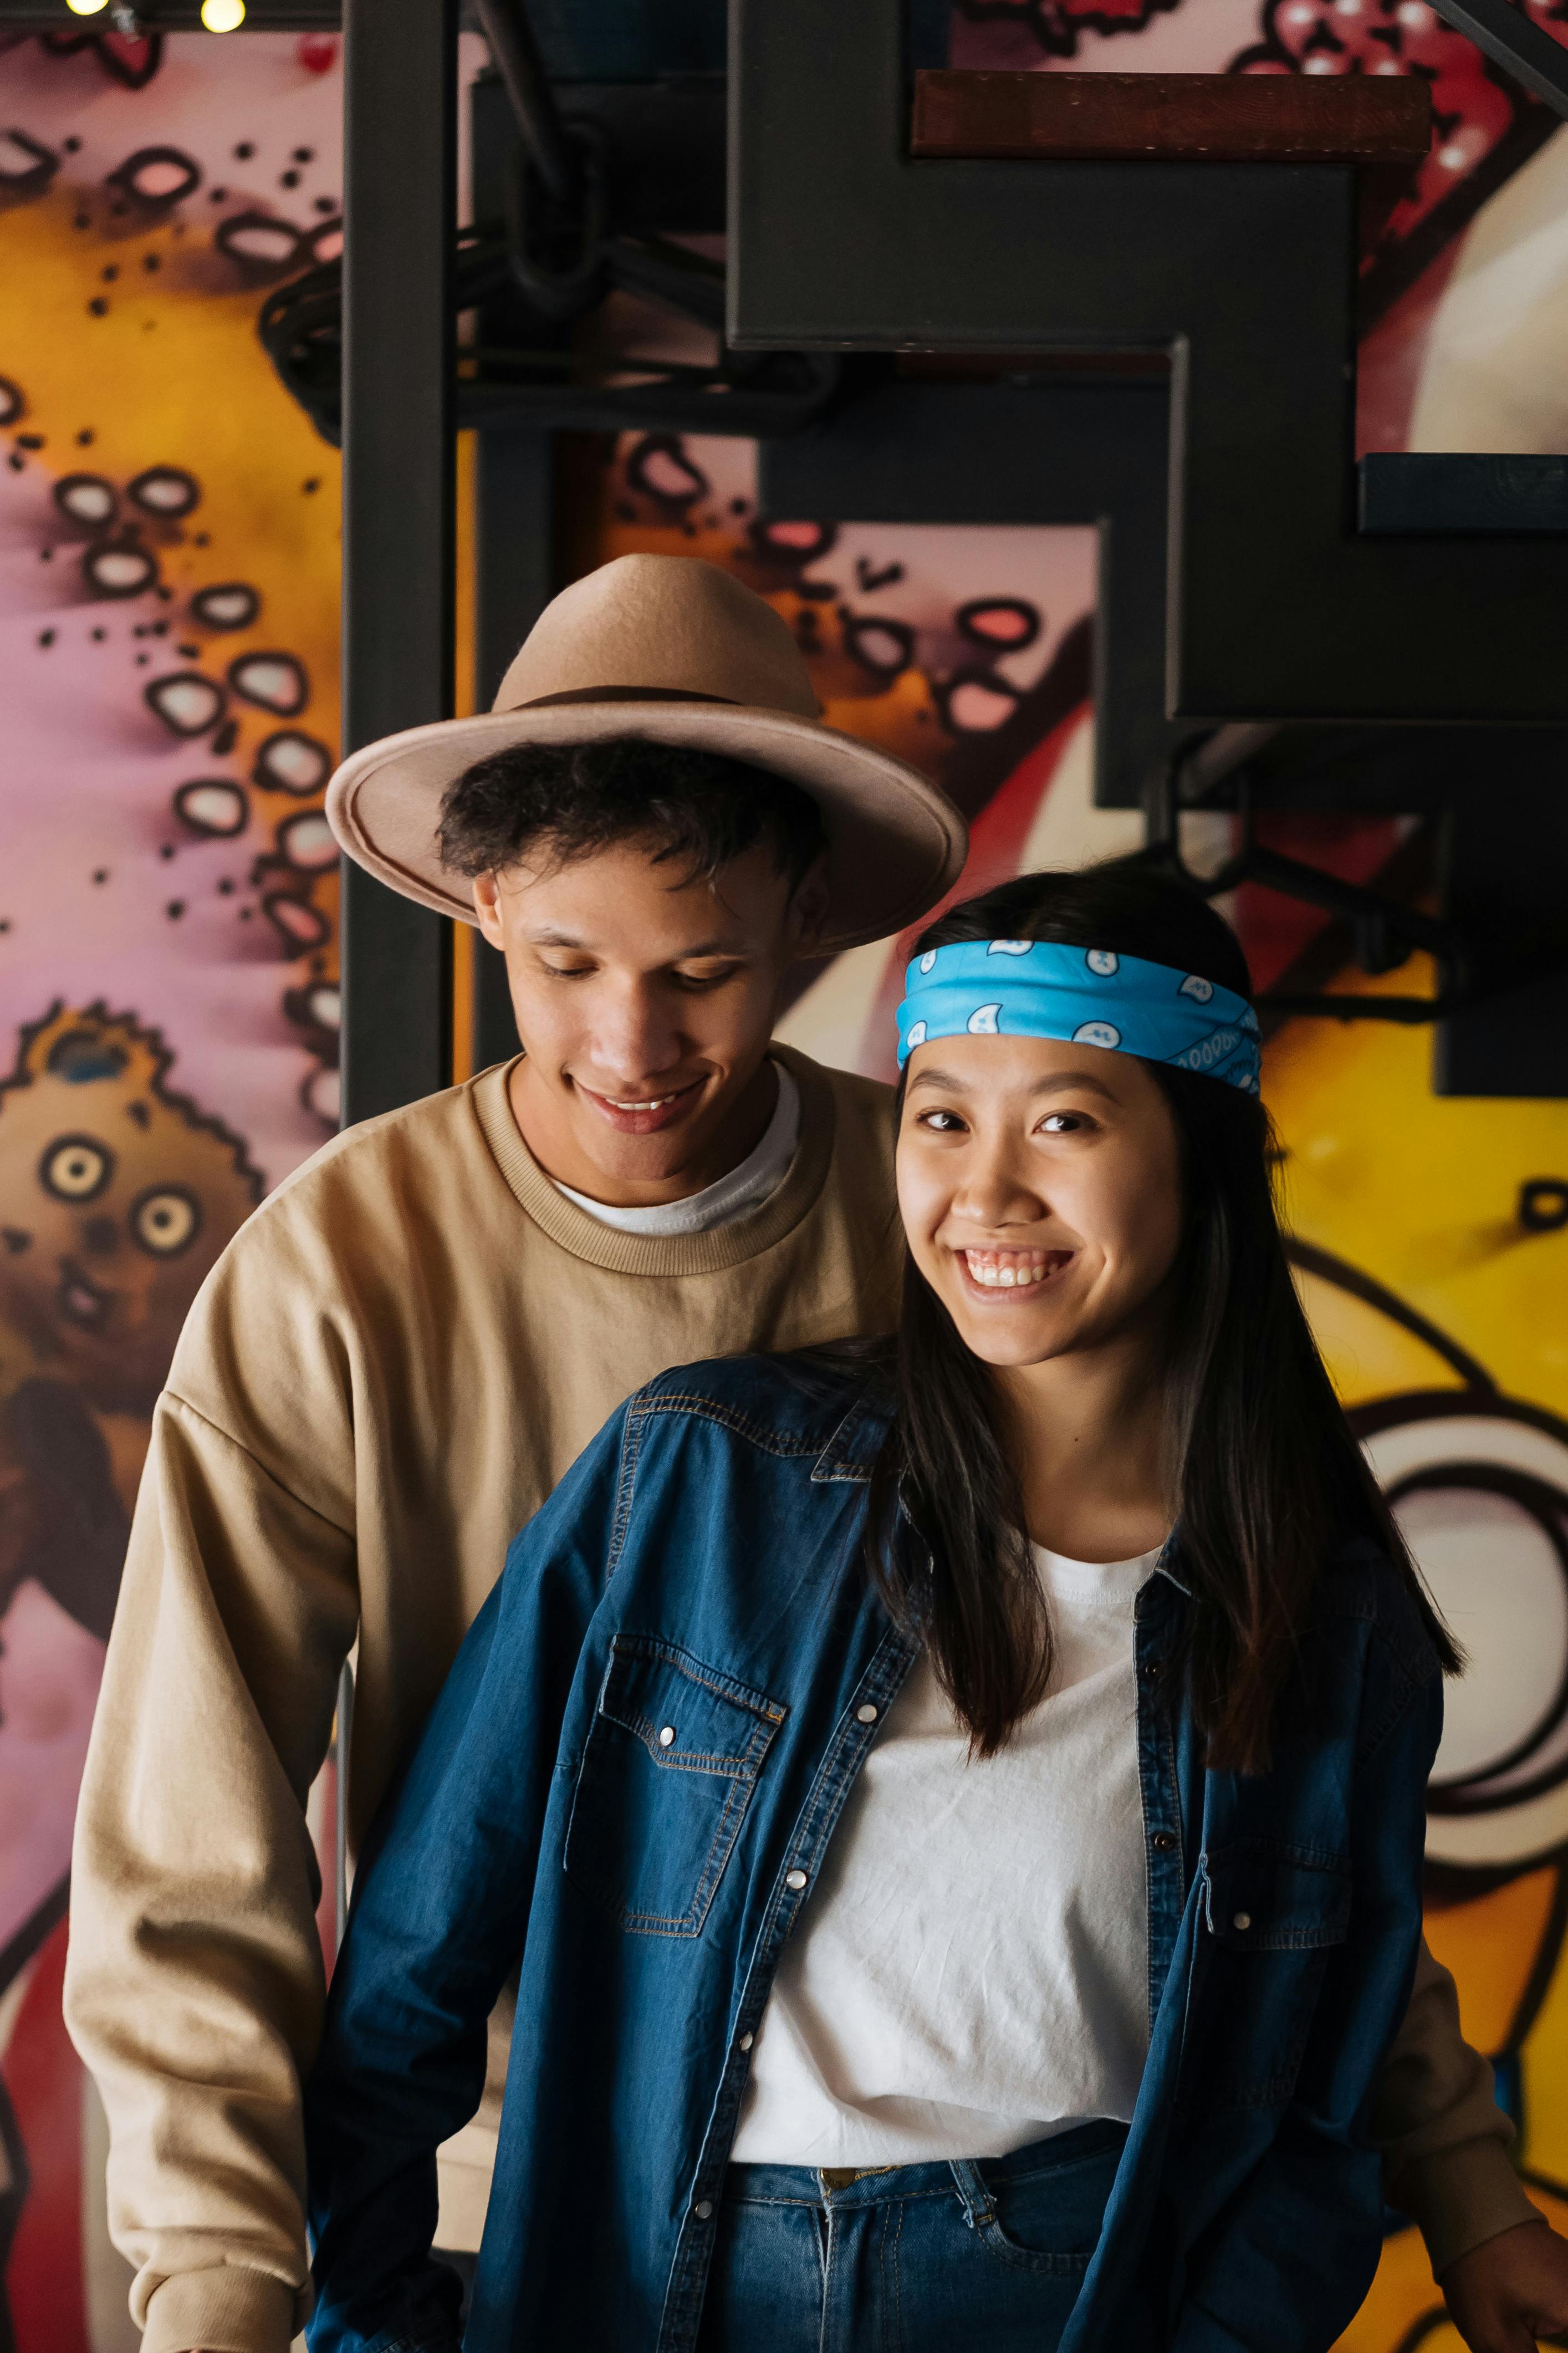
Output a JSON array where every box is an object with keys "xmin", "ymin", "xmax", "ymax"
[{"xmin": 564, "ymin": 1081, "xmax": 1153, "ymax": 2170}]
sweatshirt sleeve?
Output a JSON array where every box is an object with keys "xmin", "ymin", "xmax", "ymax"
[
  {"xmin": 64, "ymin": 1389, "xmax": 359, "ymax": 2353},
  {"xmin": 302, "ymin": 1413, "xmax": 622, "ymax": 2353},
  {"xmin": 1371, "ymin": 1936, "xmax": 1535, "ymax": 2274}
]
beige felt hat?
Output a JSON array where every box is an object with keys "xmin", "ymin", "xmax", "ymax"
[{"xmin": 325, "ymin": 553, "xmax": 968, "ymax": 952}]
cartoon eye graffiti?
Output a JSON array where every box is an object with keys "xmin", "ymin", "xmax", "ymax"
[
  {"xmin": 277, "ymin": 811, "xmax": 337, "ymax": 872},
  {"xmin": 1358, "ymin": 1400, "xmax": 1568, "ymax": 1871},
  {"xmin": 956, "ymin": 596, "xmax": 1040, "ymax": 653},
  {"xmin": 934, "ymin": 666, "xmax": 1023, "ymax": 735},
  {"xmin": 284, "ymin": 981, "xmax": 340, "ymax": 1036},
  {"xmin": 1086, "ymin": 949, "xmax": 1120, "ymax": 976},
  {"xmin": 130, "ymin": 1185, "xmax": 201, "ymax": 1258},
  {"xmin": 85, "ymin": 536, "xmax": 159, "ymax": 599},
  {"xmin": 54, "ymin": 473, "xmax": 118, "ymax": 529},
  {"xmin": 1072, "ymin": 1020, "xmax": 1122, "ymax": 1049},
  {"xmin": 625, "ymin": 435, "xmax": 709, "ymax": 510},
  {"xmin": 214, "ymin": 212, "xmax": 308, "ymax": 274},
  {"xmin": 263, "ymin": 890, "xmax": 330, "ymax": 953},
  {"xmin": 107, "ymin": 146, "xmax": 201, "ymax": 209},
  {"xmin": 302, "ymin": 1063, "xmax": 340, "ymax": 1127},
  {"xmin": 253, "ymin": 730, "xmax": 331, "ymax": 795},
  {"xmin": 1519, "ymin": 1178, "xmax": 1568, "ymax": 1235},
  {"xmin": 146, "ymin": 671, "xmax": 226, "ymax": 736},
  {"xmin": 173, "ymin": 780, "xmax": 248, "ymax": 838},
  {"xmin": 129, "ymin": 466, "xmax": 201, "ymax": 520},
  {"xmin": 192, "ymin": 582, "xmax": 261, "ymax": 631},
  {"xmin": 748, "ymin": 517, "xmax": 838, "ymax": 567},
  {"xmin": 228, "ymin": 652, "xmax": 308, "ymax": 716},
  {"xmin": 40, "ymin": 1134, "xmax": 114, "ymax": 1203}
]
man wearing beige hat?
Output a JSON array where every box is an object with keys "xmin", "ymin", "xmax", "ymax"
[{"xmin": 64, "ymin": 554, "xmax": 1565, "ymax": 2353}]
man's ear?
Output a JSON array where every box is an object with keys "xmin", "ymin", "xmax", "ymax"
[
  {"xmin": 471, "ymin": 871, "xmax": 507, "ymax": 951},
  {"xmin": 787, "ymin": 852, "xmax": 832, "ymax": 955}
]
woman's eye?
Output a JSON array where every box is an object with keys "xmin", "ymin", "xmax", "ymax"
[
  {"xmin": 917, "ymin": 1109, "xmax": 965, "ymax": 1133},
  {"xmin": 1039, "ymin": 1112, "xmax": 1087, "ymax": 1135},
  {"xmin": 540, "ymin": 962, "xmax": 594, "ymax": 980}
]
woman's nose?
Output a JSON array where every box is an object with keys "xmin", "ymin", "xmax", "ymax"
[{"xmin": 949, "ymin": 1149, "xmax": 1044, "ymax": 1230}]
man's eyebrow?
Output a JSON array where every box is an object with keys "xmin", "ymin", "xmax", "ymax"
[
  {"xmin": 524, "ymin": 926, "xmax": 747, "ymax": 957},
  {"xmin": 907, "ymin": 1064, "xmax": 1122, "ymax": 1104}
]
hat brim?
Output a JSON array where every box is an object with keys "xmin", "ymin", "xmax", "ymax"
[{"xmin": 325, "ymin": 701, "xmax": 969, "ymax": 954}]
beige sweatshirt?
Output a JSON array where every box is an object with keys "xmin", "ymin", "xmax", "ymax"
[{"xmin": 64, "ymin": 1048, "xmax": 1531, "ymax": 2353}]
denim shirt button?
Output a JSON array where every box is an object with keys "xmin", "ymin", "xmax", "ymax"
[
  {"xmin": 785, "ymin": 1868, "xmax": 809, "ymax": 1890},
  {"xmin": 1232, "ymin": 1911, "xmax": 1252, "ymax": 1932},
  {"xmin": 1152, "ymin": 1831, "xmax": 1176, "ymax": 1853},
  {"xmin": 856, "ymin": 1703, "xmax": 879, "ymax": 1723},
  {"xmin": 739, "ymin": 2031, "xmax": 754, "ymax": 2051},
  {"xmin": 658, "ymin": 1725, "xmax": 676, "ymax": 1748},
  {"xmin": 694, "ymin": 2200, "xmax": 714, "ymax": 2220}
]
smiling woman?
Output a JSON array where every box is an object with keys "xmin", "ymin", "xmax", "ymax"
[{"xmin": 877, "ymin": 863, "xmax": 1458, "ymax": 1768}]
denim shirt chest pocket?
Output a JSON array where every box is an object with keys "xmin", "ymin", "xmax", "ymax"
[
  {"xmin": 1187, "ymin": 1840, "xmax": 1352, "ymax": 2111},
  {"xmin": 565, "ymin": 1635, "xmax": 786, "ymax": 1937}
]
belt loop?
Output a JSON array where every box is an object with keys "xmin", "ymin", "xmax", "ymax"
[{"xmin": 948, "ymin": 2158, "xmax": 993, "ymax": 2231}]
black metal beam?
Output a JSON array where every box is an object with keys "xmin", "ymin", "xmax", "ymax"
[
  {"xmin": 471, "ymin": 429, "xmax": 556, "ymax": 1071},
  {"xmin": 340, "ymin": 0, "xmax": 456, "ymax": 1125},
  {"xmin": 467, "ymin": 74, "xmax": 559, "ymax": 1076},
  {"xmin": 728, "ymin": 0, "xmax": 1568, "ymax": 730},
  {"xmin": 1424, "ymin": 0, "xmax": 1568, "ymax": 119}
]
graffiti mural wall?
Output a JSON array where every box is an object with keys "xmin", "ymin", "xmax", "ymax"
[
  {"xmin": 0, "ymin": 27, "xmax": 343, "ymax": 2348},
  {"xmin": 1, "ymin": 3, "xmax": 1565, "ymax": 2347}
]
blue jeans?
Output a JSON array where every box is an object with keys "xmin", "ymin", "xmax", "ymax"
[{"xmin": 696, "ymin": 2120, "xmax": 1127, "ymax": 2353}]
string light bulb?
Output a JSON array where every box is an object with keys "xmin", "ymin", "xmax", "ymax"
[
  {"xmin": 65, "ymin": 0, "xmax": 110, "ymax": 14},
  {"xmin": 200, "ymin": 0, "xmax": 246, "ymax": 24}
]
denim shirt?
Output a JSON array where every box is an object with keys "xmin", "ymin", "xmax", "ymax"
[{"xmin": 303, "ymin": 1351, "xmax": 1442, "ymax": 2353}]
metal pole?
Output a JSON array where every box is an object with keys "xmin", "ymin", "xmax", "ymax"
[
  {"xmin": 340, "ymin": 0, "xmax": 457, "ymax": 1125},
  {"xmin": 472, "ymin": 0, "xmax": 576, "ymax": 202},
  {"xmin": 334, "ymin": 0, "xmax": 456, "ymax": 1923},
  {"xmin": 471, "ymin": 426, "xmax": 557, "ymax": 1071}
]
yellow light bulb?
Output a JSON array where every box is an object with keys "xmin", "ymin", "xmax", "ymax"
[
  {"xmin": 200, "ymin": 0, "xmax": 246, "ymax": 25},
  {"xmin": 65, "ymin": 0, "xmax": 110, "ymax": 14}
]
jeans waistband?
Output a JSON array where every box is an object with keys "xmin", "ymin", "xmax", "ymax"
[{"xmin": 723, "ymin": 2117, "xmax": 1129, "ymax": 2213}]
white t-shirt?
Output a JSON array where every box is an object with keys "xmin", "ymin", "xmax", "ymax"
[
  {"xmin": 554, "ymin": 1062, "xmax": 800, "ymax": 1237},
  {"xmin": 730, "ymin": 1545, "xmax": 1156, "ymax": 2167}
]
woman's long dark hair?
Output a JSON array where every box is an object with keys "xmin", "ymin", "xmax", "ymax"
[{"xmin": 871, "ymin": 863, "xmax": 1460, "ymax": 1770}]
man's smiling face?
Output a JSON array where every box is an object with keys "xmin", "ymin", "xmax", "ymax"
[{"xmin": 474, "ymin": 836, "xmax": 826, "ymax": 1205}]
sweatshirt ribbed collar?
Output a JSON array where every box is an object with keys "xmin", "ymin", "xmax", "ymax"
[{"xmin": 470, "ymin": 1042, "xmax": 839, "ymax": 1278}]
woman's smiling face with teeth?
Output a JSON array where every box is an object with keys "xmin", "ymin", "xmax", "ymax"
[{"xmin": 896, "ymin": 1031, "xmax": 1185, "ymax": 1371}]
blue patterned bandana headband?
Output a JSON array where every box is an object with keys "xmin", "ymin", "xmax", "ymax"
[{"xmin": 896, "ymin": 939, "xmax": 1262, "ymax": 1095}]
